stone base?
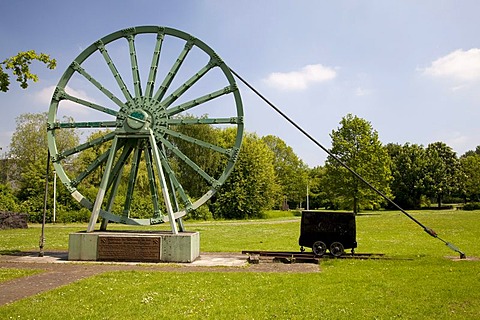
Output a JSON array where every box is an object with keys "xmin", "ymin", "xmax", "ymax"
[{"xmin": 68, "ymin": 231, "xmax": 200, "ymax": 263}]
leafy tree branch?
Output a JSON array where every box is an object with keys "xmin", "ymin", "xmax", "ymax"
[{"xmin": 1, "ymin": 50, "xmax": 56, "ymax": 92}]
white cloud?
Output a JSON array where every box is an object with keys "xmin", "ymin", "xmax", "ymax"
[
  {"xmin": 34, "ymin": 85, "xmax": 98, "ymax": 117},
  {"xmin": 423, "ymin": 48, "xmax": 480, "ymax": 82},
  {"xmin": 35, "ymin": 85, "xmax": 56, "ymax": 105},
  {"xmin": 264, "ymin": 64, "xmax": 336, "ymax": 91}
]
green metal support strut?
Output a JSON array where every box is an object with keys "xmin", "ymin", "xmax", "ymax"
[{"xmin": 230, "ymin": 68, "xmax": 466, "ymax": 259}]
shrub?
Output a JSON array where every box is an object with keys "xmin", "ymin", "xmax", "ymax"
[
  {"xmin": 56, "ymin": 208, "xmax": 91, "ymax": 223},
  {"xmin": 463, "ymin": 202, "xmax": 480, "ymax": 211},
  {"xmin": 291, "ymin": 210, "xmax": 302, "ymax": 217},
  {"xmin": 186, "ymin": 205, "xmax": 213, "ymax": 221}
]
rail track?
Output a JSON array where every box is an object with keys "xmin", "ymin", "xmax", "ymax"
[{"xmin": 242, "ymin": 250, "xmax": 388, "ymax": 264}]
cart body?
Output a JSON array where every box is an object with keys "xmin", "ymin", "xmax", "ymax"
[{"xmin": 299, "ymin": 211, "xmax": 357, "ymax": 251}]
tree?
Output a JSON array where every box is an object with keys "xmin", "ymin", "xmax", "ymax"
[
  {"xmin": 210, "ymin": 130, "xmax": 280, "ymax": 219},
  {"xmin": 9, "ymin": 113, "xmax": 78, "ymax": 183},
  {"xmin": 459, "ymin": 154, "xmax": 480, "ymax": 202},
  {"xmin": 8, "ymin": 112, "xmax": 79, "ymax": 220},
  {"xmin": 0, "ymin": 184, "xmax": 19, "ymax": 212},
  {"xmin": 461, "ymin": 145, "xmax": 480, "ymax": 158},
  {"xmin": 262, "ymin": 135, "xmax": 308, "ymax": 209},
  {"xmin": 424, "ymin": 142, "xmax": 460, "ymax": 208},
  {"xmin": 386, "ymin": 143, "xmax": 428, "ymax": 209},
  {"xmin": 307, "ymin": 165, "xmax": 329, "ymax": 209},
  {"xmin": 1, "ymin": 51, "xmax": 56, "ymax": 92},
  {"xmin": 324, "ymin": 114, "xmax": 392, "ymax": 213}
]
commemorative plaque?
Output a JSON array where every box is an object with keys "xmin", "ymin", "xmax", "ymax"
[{"xmin": 97, "ymin": 235, "xmax": 161, "ymax": 262}]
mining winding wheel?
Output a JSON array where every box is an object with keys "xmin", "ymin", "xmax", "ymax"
[{"xmin": 47, "ymin": 26, "xmax": 244, "ymax": 233}]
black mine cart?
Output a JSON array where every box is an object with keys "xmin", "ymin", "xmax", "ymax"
[{"xmin": 299, "ymin": 211, "xmax": 357, "ymax": 257}]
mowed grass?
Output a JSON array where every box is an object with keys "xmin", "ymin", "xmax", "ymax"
[
  {"xmin": 0, "ymin": 268, "xmax": 43, "ymax": 283},
  {"xmin": 0, "ymin": 210, "xmax": 479, "ymax": 319}
]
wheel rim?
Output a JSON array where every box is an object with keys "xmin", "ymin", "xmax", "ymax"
[
  {"xmin": 47, "ymin": 26, "xmax": 244, "ymax": 228},
  {"xmin": 330, "ymin": 242, "xmax": 344, "ymax": 257},
  {"xmin": 312, "ymin": 241, "xmax": 327, "ymax": 256}
]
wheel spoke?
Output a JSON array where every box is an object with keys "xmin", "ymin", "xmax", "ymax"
[
  {"xmin": 106, "ymin": 142, "xmax": 135, "ymax": 189},
  {"xmin": 71, "ymin": 150, "xmax": 109, "ymax": 187},
  {"xmin": 55, "ymin": 131, "xmax": 116, "ymax": 161},
  {"xmin": 153, "ymin": 39, "xmax": 194, "ymax": 102},
  {"xmin": 106, "ymin": 170, "xmax": 123, "ymax": 211},
  {"xmin": 144, "ymin": 147, "xmax": 162, "ymax": 219},
  {"xmin": 126, "ymin": 34, "xmax": 142, "ymax": 98},
  {"xmin": 158, "ymin": 126, "xmax": 231, "ymax": 155},
  {"xmin": 145, "ymin": 30, "xmax": 165, "ymax": 98},
  {"xmin": 160, "ymin": 61, "xmax": 216, "ymax": 109},
  {"xmin": 157, "ymin": 135, "xmax": 220, "ymax": 189},
  {"xmin": 122, "ymin": 142, "xmax": 142, "ymax": 218},
  {"xmin": 100, "ymin": 159, "xmax": 124, "ymax": 231},
  {"xmin": 96, "ymin": 40, "xmax": 133, "ymax": 102},
  {"xmin": 70, "ymin": 61, "xmax": 125, "ymax": 108},
  {"xmin": 155, "ymin": 144, "xmax": 192, "ymax": 210},
  {"xmin": 71, "ymin": 139, "xmax": 127, "ymax": 187},
  {"xmin": 100, "ymin": 141, "xmax": 135, "ymax": 231},
  {"xmin": 88, "ymin": 136, "xmax": 120, "ymax": 232},
  {"xmin": 53, "ymin": 88, "xmax": 118, "ymax": 117},
  {"xmin": 164, "ymin": 117, "xmax": 242, "ymax": 126},
  {"xmin": 165, "ymin": 85, "xmax": 237, "ymax": 117},
  {"xmin": 55, "ymin": 121, "xmax": 118, "ymax": 129}
]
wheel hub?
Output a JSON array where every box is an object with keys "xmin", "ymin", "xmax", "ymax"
[{"xmin": 125, "ymin": 109, "xmax": 151, "ymax": 131}]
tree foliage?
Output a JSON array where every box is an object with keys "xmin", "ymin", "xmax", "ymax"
[
  {"xmin": 1, "ymin": 50, "xmax": 56, "ymax": 92},
  {"xmin": 0, "ymin": 184, "xmax": 19, "ymax": 212},
  {"xmin": 210, "ymin": 130, "xmax": 280, "ymax": 219},
  {"xmin": 386, "ymin": 143, "xmax": 428, "ymax": 209},
  {"xmin": 459, "ymin": 154, "xmax": 480, "ymax": 202},
  {"xmin": 307, "ymin": 166, "xmax": 329, "ymax": 209},
  {"xmin": 262, "ymin": 135, "xmax": 308, "ymax": 208},
  {"xmin": 461, "ymin": 145, "xmax": 480, "ymax": 158},
  {"xmin": 324, "ymin": 114, "xmax": 392, "ymax": 213},
  {"xmin": 7, "ymin": 112, "xmax": 80, "ymax": 221},
  {"xmin": 9, "ymin": 112, "xmax": 78, "ymax": 184},
  {"xmin": 424, "ymin": 142, "xmax": 460, "ymax": 207},
  {"xmin": 7, "ymin": 109, "xmax": 476, "ymax": 222}
]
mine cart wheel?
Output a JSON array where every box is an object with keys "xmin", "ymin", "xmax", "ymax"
[
  {"xmin": 300, "ymin": 246, "xmax": 305, "ymax": 253},
  {"xmin": 330, "ymin": 242, "xmax": 345, "ymax": 257},
  {"xmin": 312, "ymin": 241, "xmax": 327, "ymax": 256}
]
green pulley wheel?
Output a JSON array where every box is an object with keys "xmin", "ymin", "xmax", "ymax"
[{"xmin": 47, "ymin": 26, "xmax": 244, "ymax": 233}]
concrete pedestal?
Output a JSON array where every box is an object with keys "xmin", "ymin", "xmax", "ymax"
[{"xmin": 68, "ymin": 231, "xmax": 200, "ymax": 263}]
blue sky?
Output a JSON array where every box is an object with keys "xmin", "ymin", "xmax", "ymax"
[{"xmin": 2, "ymin": 1, "xmax": 480, "ymax": 167}]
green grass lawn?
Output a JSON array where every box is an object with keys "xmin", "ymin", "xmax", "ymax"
[
  {"xmin": 0, "ymin": 210, "xmax": 479, "ymax": 319},
  {"xmin": 0, "ymin": 268, "xmax": 43, "ymax": 283}
]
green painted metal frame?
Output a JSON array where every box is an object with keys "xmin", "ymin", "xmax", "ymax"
[{"xmin": 47, "ymin": 26, "xmax": 244, "ymax": 232}]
